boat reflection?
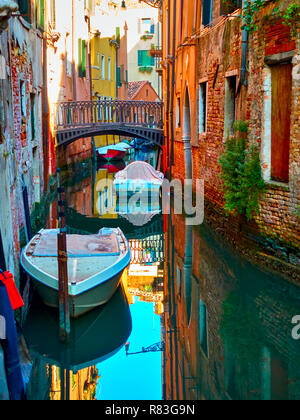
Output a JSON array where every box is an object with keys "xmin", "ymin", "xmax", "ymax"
[
  {"xmin": 23, "ymin": 286, "xmax": 132, "ymax": 400},
  {"xmin": 163, "ymin": 211, "xmax": 300, "ymax": 401}
]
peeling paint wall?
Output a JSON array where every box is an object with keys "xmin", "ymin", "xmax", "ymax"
[{"xmin": 0, "ymin": 10, "xmax": 44, "ymax": 278}]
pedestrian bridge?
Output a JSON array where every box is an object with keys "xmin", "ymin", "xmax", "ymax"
[{"xmin": 54, "ymin": 99, "xmax": 164, "ymax": 148}]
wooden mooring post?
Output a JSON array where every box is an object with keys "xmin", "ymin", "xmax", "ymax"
[{"xmin": 57, "ymin": 169, "xmax": 71, "ymax": 342}]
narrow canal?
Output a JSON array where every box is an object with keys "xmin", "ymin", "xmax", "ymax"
[{"xmin": 22, "ymin": 156, "xmax": 300, "ymax": 401}]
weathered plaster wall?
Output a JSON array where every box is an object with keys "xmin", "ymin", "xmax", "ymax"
[{"xmin": 0, "ymin": 13, "xmax": 44, "ymax": 277}]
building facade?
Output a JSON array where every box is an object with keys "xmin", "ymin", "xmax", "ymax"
[
  {"xmin": 46, "ymin": 0, "xmax": 93, "ymax": 165},
  {"xmin": 0, "ymin": 0, "xmax": 45, "ymax": 278},
  {"xmin": 161, "ymin": 0, "xmax": 300, "ymax": 276},
  {"xmin": 119, "ymin": 0, "xmax": 162, "ymax": 97}
]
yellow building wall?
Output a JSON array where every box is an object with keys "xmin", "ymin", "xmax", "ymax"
[{"xmin": 91, "ymin": 36, "xmax": 118, "ymax": 148}]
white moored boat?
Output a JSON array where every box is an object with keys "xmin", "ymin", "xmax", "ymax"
[
  {"xmin": 21, "ymin": 228, "xmax": 131, "ymax": 318},
  {"xmin": 114, "ymin": 161, "xmax": 164, "ymax": 194}
]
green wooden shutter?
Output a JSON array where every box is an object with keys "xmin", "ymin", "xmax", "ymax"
[
  {"xmin": 18, "ymin": 0, "xmax": 30, "ymax": 22},
  {"xmin": 138, "ymin": 50, "xmax": 143, "ymax": 67},
  {"xmin": 39, "ymin": 0, "xmax": 45, "ymax": 29},
  {"xmin": 78, "ymin": 39, "xmax": 82, "ymax": 77},
  {"xmin": 82, "ymin": 40, "xmax": 87, "ymax": 78},
  {"xmin": 117, "ymin": 67, "xmax": 121, "ymax": 87}
]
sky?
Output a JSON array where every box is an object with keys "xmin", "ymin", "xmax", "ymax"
[{"xmin": 96, "ymin": 298, "xmax": 162, "ymax": 401}]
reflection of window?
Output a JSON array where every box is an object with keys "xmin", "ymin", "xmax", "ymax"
[
  {"xmin": 176, "ymin": 266, "xmax": 182, "ymax": 295},
  {"xmin": 138, "ymin": 50, "xmax": 155, "ymax": 67},
  {"xmin": 199, "ymin": 299, "xmax": 208, "ymax": 357}
]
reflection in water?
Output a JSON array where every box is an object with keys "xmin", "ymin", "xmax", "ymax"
[
  {"xmin": 24, "ymin": 286, "xmax": 131, "ymax": 401},
  {"xmin": 163, "ymin": 212, "xmax": 300, "ymax": 401},
  {"xmin": 24, "ymin": 158, "xmax": 300, "ymax": 400},
  {"xmin": 25, "ymin": 158, "xmax": 165, "ymax": 400}
]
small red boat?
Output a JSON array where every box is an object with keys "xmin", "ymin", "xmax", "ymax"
[{"xmin": 97, "ymin": 142, "xmax": 132, "ymax": 161}]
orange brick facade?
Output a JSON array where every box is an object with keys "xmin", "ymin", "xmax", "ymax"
[{"xmin": 161, "ymin": 0, "xmax": 300, "ymax": 275}]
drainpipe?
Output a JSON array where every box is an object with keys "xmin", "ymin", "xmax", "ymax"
[
  {"xmin": 169, "ymin": 0, "xmax": 176, "ymax": 180},
  {"xmin": 165, "ymin": 0, "xmax": 171, "ymax": 180},
  {"xmin": 42, "ymin": 26, "xmax": 49, "ymax": 189},
  {"xmin": 240, "ymin": 0, "xmax": 248, "ymax": 86},
  {"xmin": 72, "ymin": 0, "xmax": 77, "ymax": 101}
]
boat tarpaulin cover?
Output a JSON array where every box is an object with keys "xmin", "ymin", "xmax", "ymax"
[
  {"xmin": 0, "ymin": 282, "xmax": 26, "ymax": 400},
  {"xmin": 114, "ymin": 161, "xmax": 164, "ymax": 183},
  {"xmin": 32, "ymin": 230, "xmax": 120, "ymax": 258}
]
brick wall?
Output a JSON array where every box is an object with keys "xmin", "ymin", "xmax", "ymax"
[{"xmin": 163, "ymin": 0, "xmax": 300, "ymax": 276}]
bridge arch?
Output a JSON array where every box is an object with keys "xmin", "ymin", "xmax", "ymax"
[{"xmin": 54, "ymin": 99, "xmax": 164, "ymax": 149}]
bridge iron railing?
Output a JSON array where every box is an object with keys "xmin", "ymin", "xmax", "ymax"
[{"xmin": 54, "ymin": 99, "xmax": 164, "ymax": 131}]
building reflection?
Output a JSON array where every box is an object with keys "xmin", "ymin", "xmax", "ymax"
[
  {"xmin": 163, "ymin": 211, "xmax": 300, "ymax": 401},
  {"xmin": 36, "ymin": 160, "xmax": 166, "ymax": 400}
]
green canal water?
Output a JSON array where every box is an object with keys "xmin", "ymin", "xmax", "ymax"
[{"xmin": 22, "ymin": 157, "xmax": 300, "ymax": 401}]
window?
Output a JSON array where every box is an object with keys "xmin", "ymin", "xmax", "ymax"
[
  {"xmin": 140, "ymin": 18, "xmax": 155, "ymax": 34},
  {"xmin": 270, "ymin": 63, "xmax": 292, "ymax": 183},
  {"xmin": 176, "ymin": 97, "xmax": 181, "ymax": 128},
  {"xmin": 138, "ymin": 50, "xmax": 155, "ymax": 67},
  {"xmin": 202, "ymin": 0, "xmax": 213, "ymax": 27},
  {"xmin": 38, "ymin": 0, "xmax": 45, "ymax": 29},
  {"xmin": 30, "ymin": 94, "xmax": 35, "ymax": 140},
  {"xmin": 17, "ymin": 0, "xmax": 31, "ymax": 23},
  {"xmin": 50, "ymin": 0, "xmax": 56, "ymax": 29},
  {"xmin": 78, "ymin": 39, "xmax": 87, "ymax": 78},
  {"xmin": 66, "ymin": 35, "xmax": 72, "ymax": 77},
  {"xmin": 108, "ymin": 58, "xmax": 111, "ymax": 81},
  {"xmin": 101, "ymin": 55, "xmax": 105, "ymax": 79},
  {"xmin": 20, "ymin": 81, "xmax": 26, "ymax": 118},
  {"xmin": 224, "ymin": 76, "xmax": 237, "ymax": 138},
  {"xmin": 199, "ymin": 300, "xmax": 208, "ymax": 357},
  {"xmin": 0, "ymin": 55, "xmax": 5, "ymax": 80},
  {"xmin": 221, "ymin": 0, "xmax": 243, "ymax": 15},
  {"xmin": 199, "ymin": 82, "xmax": 207, "ymax": 134}
]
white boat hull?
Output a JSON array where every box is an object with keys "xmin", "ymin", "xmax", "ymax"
[{"xmin": 21, "ymin": 228, "xmax": 131, "ymax": 318}]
